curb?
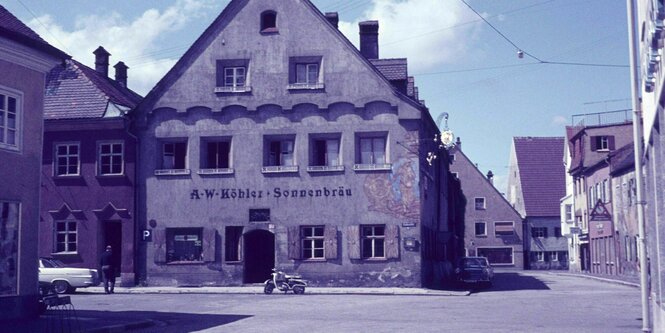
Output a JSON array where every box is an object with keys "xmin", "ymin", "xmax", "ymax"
[
  {"xmin": 547, "ymin": 272, "xmax": 640, "ymax": 288},
  {"xmin": 84, "ymin": 287, "xmax": 470, "ymax": 297}
]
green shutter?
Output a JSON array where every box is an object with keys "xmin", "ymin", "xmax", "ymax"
[
  {"xmin": 386, "ymin": 225, "xmax": 400, "ymax": 259},
  {"xmin": 153, "ymin": 228, "xmax": 166, "ymax": 264},
  {"xmin": 202, "ymin": 228, "xmax": 216, "ymax": 262},
  {"xmin": 324, "ymin": 225, "xmax": 338, "ymax": 260},
  {"xmin": 347, "ymin": 225, "xmax": 361, "ymax": 259},
  {"xmin": 288, "ymin": 226, "xmax": 301, "ymax": 260}
]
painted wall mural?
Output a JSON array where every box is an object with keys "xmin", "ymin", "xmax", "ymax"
[
  {"xmin": 364, "ymin": 131, "xmax": 421, "ymax": 219},
  {"xmin": 0, "ymin": 202, "xmax": 19, "ymax": 296}
]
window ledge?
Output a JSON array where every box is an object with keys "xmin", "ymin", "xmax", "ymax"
[
  {"xmin": 50, "ymin": 252, "xmax": 78, "ymax": 256},
  {"xmin": 362, "ymin": 258, "xmax": 388, "ymax": 262},
  {"xmin": 301, "ymin": 258, "xmax": 327, "ymax": 262},
  {"xmin": 353, "ymin": 164, "xmax": 392, "ymax": 171},
  {"xmin": 214, "ymin": 86, "xmax": 252, "ymax": 94},
  {"xmin": 0, "ymin": 144, "xmax": 19, "ymax": 152},
  {"xmin": 166, "ymin": 261, "xmax": 205, "ymax": 265},
  {"xmin": 287, "ymin": 83, "xmax": 325, "ymax": 90},
  {"xmin": 155, "ymin": 169, "xmax": 191, "ymax": 176},
  {"xmin": 261, "ymin": 166, "xmax": 299, "ymax": 174},
  {"xmin": 54, "ymin": 174, "xmax": 82, "ymax": 179},
  {"xmin": 475, "ymin": 235, "xmax": 487, "ymax": 238},
  {"xmin": 224, "ymin": 261, "xmax": 242, "ymax": 265},
  {"xmin": 197, "ymin": 168, "xmax": 235, "ymax": 175},
  {"xmin": 306, "ymin": 165, "xmax": 344, "ymax": 173},
  {"xmin": 96, "ymin": 173, "xmax": 125, "ymax": 178}
]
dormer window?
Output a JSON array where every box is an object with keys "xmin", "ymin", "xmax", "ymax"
[
  {"xmin": 261, "ymin": 11, "xmax": 277, "ymax": 33},
  {"xmin": 590, "ymin": 135, "xmax": 615, "ymax": 151}
]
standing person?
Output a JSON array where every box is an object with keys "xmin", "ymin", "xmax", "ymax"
[{"xmin": 100, "ymin": 245, "xmax": 115, "ymax": 294}]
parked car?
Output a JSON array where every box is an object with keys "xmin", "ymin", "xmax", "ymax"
[
  {"xmin": 38, "ymin": 257, "xmax": 100, "ymax": 294},
  {"xmin": 455, "ymin": 256, "xmax": 493, "ymax": 288}
]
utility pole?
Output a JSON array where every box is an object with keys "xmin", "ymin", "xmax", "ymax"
[{"xmin": 625, "ymin": 0, "xmax": 651, "ymax": 331}]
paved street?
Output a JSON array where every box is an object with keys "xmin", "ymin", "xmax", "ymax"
[{"xmin": 55, "ymin": 271, "xmax": 642, "ymax": 333}]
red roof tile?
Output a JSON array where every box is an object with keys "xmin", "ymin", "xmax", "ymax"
[{"xmin": 514, "ymin": 137, "xmax": 566, "ymax": 217}]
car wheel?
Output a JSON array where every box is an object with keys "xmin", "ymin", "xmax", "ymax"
[
  {"xmin": 52, "ymin": 280, "xmax": 71, "ymax": 294},
  {"xmin": 293, "ymin": 285, "xmax": 305, "ymax": 294}
]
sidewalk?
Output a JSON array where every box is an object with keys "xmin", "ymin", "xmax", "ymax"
[{"xmin": 546, "ymin": 271, "xmax": 641, "ymax": 288}]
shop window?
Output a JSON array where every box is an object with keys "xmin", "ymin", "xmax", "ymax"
[
  {"xmin": 477, "ymin": 247, "xmax": 514, "ymax": 265},
  {"xmin": 54, "ymin": 220, "xmax": 77, "ymax": 253},
  {"xmin": 55, "ymin": 143, "xmax": 80, "ymax": 176},
  {"xmin": 225, "ymin": 226, "xmax": 243, "ymax": 262},
  {"xmin": 166, "ymin": 228, "xmax": 203, "ymax": 263},
  {"xmin": 301, "ymin": 226, "xmax": 325, "ymax": 259},
  {"xmin": 0, "ymin": 89, "xmax": 20, "ymax": 151},
  {"xmin": 260, "ymin": 10, "xmax": 277, "ymax": 33},
  {"xmin": 474, "ymin": 222, "xmax": 487, "ymax": 236},
  {"xmin": 474, "ymin": 197, "xmax": 486, "ymax": 210},
  {"xmin": 494, "ymin": 221, "xmax": 514, "ymax": 236},
  {"xmin": 0, "ymin": 202, "xmax": 19, "ymax": 296},
  {"xmin": 98, "ymin": 142, "xmax": 124, "ymax": 175}
]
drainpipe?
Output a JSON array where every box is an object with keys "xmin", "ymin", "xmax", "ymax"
[
  {"xmin": 625, "ymin": 0, "xmax": 650, "ymax": 331},
  {"xmin": 123, "ymin": 113, "xmax": 140, "ymax": 286}
]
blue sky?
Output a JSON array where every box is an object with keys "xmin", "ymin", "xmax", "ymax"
[{"xmin": 5, "ymin": 0, "xmax": 631, "ymax": 192}]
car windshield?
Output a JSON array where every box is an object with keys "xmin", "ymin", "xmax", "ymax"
[
  {"xmin": 461, "ymin": 258, "xmax": 483, "ymax": 267},
  {"xmin": 41, "ymin": 259, "xmax": 66, "ymax": 268}
]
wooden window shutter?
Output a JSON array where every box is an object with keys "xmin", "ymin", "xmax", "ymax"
[
  {"xmin": 324, "ymin": 225, "xmax": 338, "ymax": 260},
  {"xmin": 608, "ymin": 136, "xmax": 615, "ymax": 150},
  {"xmin": 590, "ymin": 136, "xmax": 598, "ymax": 151},
  {"xmin": 288, "ymin": 226, "xmax": 301, "ymax": 260},
  {"xmin": 202, "ymin": 228, "xmax": 216, "ymax": 262},
  {"xmin": 385, "ymin": 225, "xmax": 400, "ymax": 259},
  {"xmin": 347, "ymin": 225, "xmax": 361, "ymax": 259},
  {"xmin": 153, "ymin": 228, "xmax": 166, "ymax": 264}
]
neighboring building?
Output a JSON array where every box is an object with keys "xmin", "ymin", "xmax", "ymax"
[
  {"xmin": 507, "ymin": 137, "xmax": 567, "ymax": 270},
  {"xmin": 636, "ymin": 0, "xmax": 665, "ymax": 330},
  {"xmin": 449, "ymin": 139, "xmax": 525, "ymax": 269},
  {"xmin": 0, "ymin": 5, "xmax": 68, "ymax": 320},
  {"xmin": 565, "ymin": 120, "xmax": 633, "ymax": 274},
  {"xmin": 39, "ymin": 48, "xmax": 142, "ymax": 287},
  {"xmin": 133, "ymin": 0, "xmax": 457, "ymax": 287},
  {"xmin": 560, "ymin": 137, "xmax": 577, "ymax": 271}
]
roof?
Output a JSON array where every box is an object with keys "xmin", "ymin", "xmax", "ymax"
[
  {"xmin": 609, "ymin": 143, "xmax": 634, "ymax": 175},
  {"xmin": 0, "ymin": 5, "xmax": 68, "ymax": 59},
  {"xmin": 513, "ymin": 137, "xmax": 566, "ymax": 217},
  {"xmin": 369, "ymin": 58, "xmax": 407, "ymax": 81},
  {"xmin": 44, "ymin": 59, "xmax": 142, "ymax": 120}
]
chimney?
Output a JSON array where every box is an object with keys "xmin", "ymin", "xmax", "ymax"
[
  {"xmin": 359, "ymin": 20, "xmax": 379, "ymax": 59},
  {"xmin": 487, "ymin": 170, "xmax": 494, "ymax": 184},
  {"xmin": 114, "ymin": 61, "xmax": 128, "ymax": 88},
  {"xmin": 456, "ymin": 137, "xmax": 462, "ymax": 150},
  {"xmin": 325, "ymin": 12, "xmax": 339, "ymax": 29},
  {"xmin": 94, "ymin": 46, "xmax": 111, "ymax": 77}
]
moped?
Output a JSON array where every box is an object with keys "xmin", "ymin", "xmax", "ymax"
[{"xmin": 264, "ymin": 268, "xmax": 307, "ymax": 294}]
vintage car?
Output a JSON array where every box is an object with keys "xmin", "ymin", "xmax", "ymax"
[
  {"xmin": 39, "ymin": 257, "xmax": 100, "ymax": 294},
  {"xmin": 455, "ymin": 256, "xmax": 494, "ymax": 288}
]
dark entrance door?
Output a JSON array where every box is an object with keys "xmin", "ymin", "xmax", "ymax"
[
  {"xmin": 243, "ymin": 230, "xmax": 274, "ymax": 283},
  {"xmin": 103, "ymin": 220, "xmax": 122, "ymax": 277},
  {"xmin": 580, "ymin": 243, "xmax": 590, "ymax": 272}
]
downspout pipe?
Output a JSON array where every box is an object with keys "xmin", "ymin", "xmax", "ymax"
[{"xmin": 625, "ymin": 0, "xmax": 651, "ymax": 331}]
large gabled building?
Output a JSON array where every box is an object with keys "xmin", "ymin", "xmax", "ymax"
[
  {"xmin": 449, "ymin": 139, "xmax": 525, "ymax": 269},
  {"xmin": 132, "ymin": 0, "xmax": 459, "ymax": 287},
  {"xmin": 507, "ymin": 137, "xmax": 567, "ymax": 270},
  {"xmin": 0, "ymin": 5, "xmax": 68, "ymax": 320}
]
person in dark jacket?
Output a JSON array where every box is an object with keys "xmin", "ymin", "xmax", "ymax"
[{"xmin": 100, "ymin": 245, "xmax": 115, "ymax": 294}]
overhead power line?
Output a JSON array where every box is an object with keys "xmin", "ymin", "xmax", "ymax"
[{"xmin": 459, "ymin": 0, "xmax": 628, "ymax": 69}]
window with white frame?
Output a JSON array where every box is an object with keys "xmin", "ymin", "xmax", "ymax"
[
  {"xmin": 565, "ymin": 204, "xmax": 573, "ymax": 222},
  {"xmin": 54, "ymin": 220, "xmax": 77, "ymax": 253},
  {"xmin": 474, "ymin": 222, "xmax": 487, "ymax": 236},
  {"xmin": 296, "ymin": 63, "xmax": 319, "ymax": 85},
  {"xmin": 474, "ymin": 197, "xmax": 486, "ymax": 210},
  {"xmin": 98, "ymin": 142, "xmax": 123, "ymax": 175},
  {"xmin": 215, "ymin": 59, "xmax": 250, "ymax": 93},
  {"xmin": 288, "ymin": 56, "xmax": 323, "ymax": 89},
  {"xmin": 0, "ymin": 89, "xmax": 20, "ymax": 151},
  {"xmin": 532, "ymin": 227, "xmax": 548, "ymax": 238},
  {"xmin": 361, "ymin": 225, "xmax": 385, "ymax": 259},
  {"xmin": 358, "ymin": 135, "xmax": 387, "ymax": 165},
  {"xmin": 550, "ymin": 251, "xmax": 559, "ymax": 261},
  {"xmin": 301, "ymin": 226, "xmax": 325, "ymax": 259},
  {"xmin": 55, "ymin": 143, "xmax": 80, "ymax": 176},
  {"xmin": 535, "ymin": 251, "xmax": 545, "ymax": 262},
  {"xmin": 162, "ymin": 141, "xmax": 187, "ymax": 170},
  {"xmin": 224, "ymin": 67, "xmax": 246, "ymax": 89},
  {"xmin": 311, "ymin": 136, "xmax": 340, "ymax": 167}
]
